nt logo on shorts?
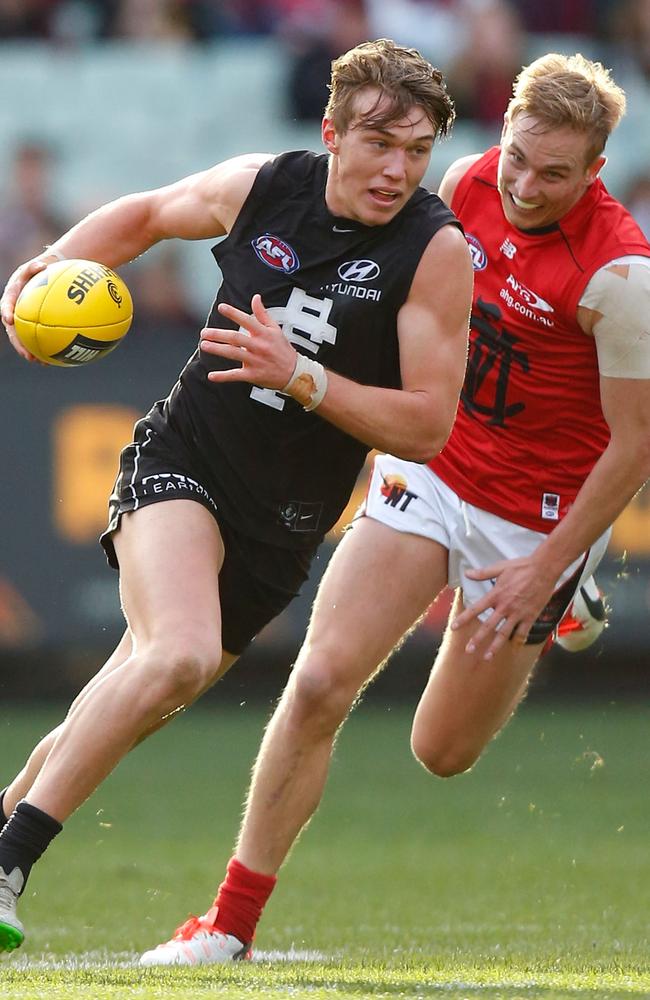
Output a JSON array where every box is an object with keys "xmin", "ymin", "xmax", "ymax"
[{"xmin": 380, "ymin": 474, "xmax": 418, "ymax": 512}]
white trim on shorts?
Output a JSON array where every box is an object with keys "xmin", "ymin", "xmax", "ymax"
[{"xmin": 359, "ymin": 454, "xmax": 611, "ymax": 616}]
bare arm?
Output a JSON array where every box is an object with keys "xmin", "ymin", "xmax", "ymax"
[
  {"xmin": 201, "ymin": 224, "xmax": 473, "ymax": 462},
  {"xmin": 453, "ymin": 374, "xmax": 650, "ymax": 656},
  {"xmin": 312, "ymin": 224, "xmax": 472, "ymax": 459},
  {"xmin": 1, "ymin": 153, "xmax": 272, "ymax": 356},
  {"xmin": 533, "ymin": 375, "xmax": 650, "ymax": 564},
  {"xmin": 437, "ymin": 154, "xmax": 482, "ymax": 206}
]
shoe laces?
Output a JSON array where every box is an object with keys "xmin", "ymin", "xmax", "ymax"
[{"xmin": 171, "ymin": 906, "xmax": 220, "ymax": 942}]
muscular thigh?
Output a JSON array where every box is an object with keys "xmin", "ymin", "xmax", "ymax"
[
  {"xmin": 114, "ymin": 499, "xmax": 225, "ymax": 643},
  {"xmin": 301, "ymin": 516, "xmax": 449, "ymax": 690},
  {"xmin": 412, "ymin": 591, "xmax": 541, "ymax": 765}
]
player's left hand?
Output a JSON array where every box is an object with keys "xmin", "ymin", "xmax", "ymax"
[
  {"xmin": 450, "ymin": 555, "xmax": 558, "ymax": 660},
  {"xmin": 201, "ymin": 294, "xmax": 296, "ymax": 389}
]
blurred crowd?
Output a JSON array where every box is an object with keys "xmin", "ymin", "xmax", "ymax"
[
  {"xmin": 2, "ymin": 2, "xmax": 650, "ymax": 97},
  {"xmin": 3, "ymin": 0, "xmax": 650, "ymax": 331},
  {"xmin": 4, "ymin": 1, "xmax": 650, "ymax": 126},
  {"xmin": 0, "ymin": 0, "xmax": 631, "ymax": 42}
]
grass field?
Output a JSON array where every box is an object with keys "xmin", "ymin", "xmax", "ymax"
[{"xmin": 1, "ymin": 698, "xmax": 648, "ymax": 999}]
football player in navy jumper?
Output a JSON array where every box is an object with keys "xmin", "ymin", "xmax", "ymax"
[
  {"xmin": 0, "ymin": 39, "xmax": 472, "ymax": 953},
  {"xmin": 129, "ymin": 52, "xmax": 650, "ymax": 968}
]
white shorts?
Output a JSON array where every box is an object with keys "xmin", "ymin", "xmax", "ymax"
[{"xmin": 359, "ymin": 454, "xmax": 611, "ymax": 643}]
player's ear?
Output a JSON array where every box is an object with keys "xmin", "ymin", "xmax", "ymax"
[
  {"xmin": 500, "ymin": 113, "xmax": 509, "ymax": 143},
  {"xmin": 322, "ymin": 116, "xmax": 339, "ymax": 154},
  {"xmin": 586, "ymin": 155, "xmax": 607, "ymax": 184}
]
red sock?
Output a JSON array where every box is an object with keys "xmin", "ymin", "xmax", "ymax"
[{"xmin": 212, "ymin": 856, "xmax": 277, "ymax": 944}]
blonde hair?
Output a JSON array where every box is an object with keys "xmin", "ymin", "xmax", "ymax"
[
  {"xmin": 325, "ymin": 38, "xmax": 454, "ymax": 140},
  {"xmin": 507, "ymin": 53, "xmax": 626, "ymax": 163}
]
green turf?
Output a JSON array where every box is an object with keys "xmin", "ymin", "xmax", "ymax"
[{"xmin": 0, "ymin": 699, "xmax": 648, "ymax": 998}]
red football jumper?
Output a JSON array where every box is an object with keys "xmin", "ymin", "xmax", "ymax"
[{"xmin": 430, "ymin": 146, "xmax": 650, "ymax": 532}]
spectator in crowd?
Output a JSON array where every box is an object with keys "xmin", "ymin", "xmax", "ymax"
[
  {"xmin": 283, "ymin": 0, "xmax": 369, "ymax": 121},
  {"xmin": 445, "ymin": 0, "xmax": 526, "ymax": 127},
  {"xmin": 0, "ymin": 0, "xmax": 57, "ymax": 38},
  {"xmin": 0, "ymin": 141, "xmax": 70, "ymax": 294},
  {"xmin": 4, "ymin": 0, "xmax": 294, "ymax": 43},
  {"xmin": 99, "ymin": 0, "xmax": 298, "ymax": 42},
  {"xmin": 516, "ymin": 0, "xmax": 607, "ymax": 38},
  {"xmin": 126, "ymin": 246, "xmax": 203, "ymax": 336},
  {"xmin": 365, "ymin": 0, "xmax": 467, "ymax": 68},
  {"xmin": 608, "ymin": 0, "xmax": 650, "ymax": 82},
  {"xmin": 102, "ymin": 0, "xmax": 205, "ymax": 43}
]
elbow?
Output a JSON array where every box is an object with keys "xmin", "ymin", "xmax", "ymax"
[
  {"xmin": 387, "ymin": 401, "xmax": 455, "ymax": 463},
  {"xmin": 400, "ymin": 445, "xmax": 440, "ymax": 464},
  {"xmin": 393, "ymin": 431, "xmax": 449, "ymax": 464}
]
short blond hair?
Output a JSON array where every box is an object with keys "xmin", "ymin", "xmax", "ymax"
[
  {"xmin": 507, "ymin": 53, "xmax": 626, "ymax": 163},
  {"xmin": 326, "ymin": 38, "xmax": 454, "ymax": 140}
]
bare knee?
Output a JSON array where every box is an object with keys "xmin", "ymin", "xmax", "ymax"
[
  {"xmin": 135, "ymin": 635, "xmax": 222, "ymax": 713},
  {"xmin": 284, "ymin": 650, "xmax": 358, "ymax": 736},
  {"xmin": 410, "ymin": 728, "xmax": 482, "ymax": 778}
]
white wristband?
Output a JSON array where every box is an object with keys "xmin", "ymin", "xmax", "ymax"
[{"xmin": 282, "ymin": 353, "xmax": 328, "ymax": 411}]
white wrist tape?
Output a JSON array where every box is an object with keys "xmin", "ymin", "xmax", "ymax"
[
  {"xmin": 282, "ymin": 352, "xmax": 328, "ymax": 410},
  {"xmin": 43, "ymin": 246, "xmax": 66, "ymax": 262}
]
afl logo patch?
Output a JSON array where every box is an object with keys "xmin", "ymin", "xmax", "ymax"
[
  {"xmin": 252, "ymin": 234, "xmax": 300, "ymax": 274},
  {"xmin": 465, "ymin": 233, "xmax": 487, "ymax": 271}
]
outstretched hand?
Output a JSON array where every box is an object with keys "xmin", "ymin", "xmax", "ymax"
[
  {"xmin": 201, "ymin": 294, "xmax": 297, "ymax": 390},
  {"xmin": 451, "ymin": 554, "xmax": 559, "ymax": 660}
]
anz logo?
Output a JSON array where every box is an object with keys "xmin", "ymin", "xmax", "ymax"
[{"xmin": 337, "ymin": 259, "xmax": 381, "ymax": 282}]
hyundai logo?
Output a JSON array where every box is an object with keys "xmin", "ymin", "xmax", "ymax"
[{"xmin": 337, "ymin": 259, "xmax": 381, "ymax": 282}]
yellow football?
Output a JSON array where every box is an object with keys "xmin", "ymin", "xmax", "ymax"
[{"xmin": 13, "ymin": 259, "xmax": 133, "ymax": 366}]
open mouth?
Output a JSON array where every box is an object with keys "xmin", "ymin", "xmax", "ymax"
[
  {"xmin": 510, "ymin": 192, "xmax": 540, "ymax": 211},
  {"xmin": 370, "ymin": 188, "xmax": 401, "ymax": 206}
]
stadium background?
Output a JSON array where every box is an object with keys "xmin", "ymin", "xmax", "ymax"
[{"xmin": 1, "ymin": 0, "xmax": 648, "ymax": 704}]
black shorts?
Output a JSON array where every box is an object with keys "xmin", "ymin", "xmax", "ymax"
[{"xmin": 100, "ymin": 419, "xmax": 316, "ymax": 655}]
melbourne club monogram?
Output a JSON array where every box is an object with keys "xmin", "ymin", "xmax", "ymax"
[{"xmin": 461, "ymin": 297, "xmax": 530, "ymax": 427}]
